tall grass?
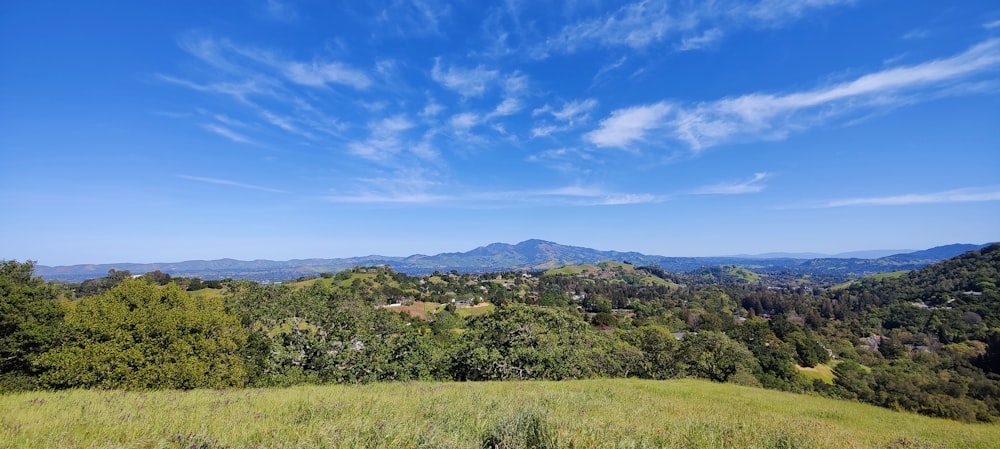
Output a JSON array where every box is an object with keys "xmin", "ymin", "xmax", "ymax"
[{"xmin": 2, "ymin": 379, "xmax": 997, "ymax": 448}]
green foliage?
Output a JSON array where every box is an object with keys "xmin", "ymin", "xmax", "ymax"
[
  {"xmin": 680, "ymin": 331, "xmax": 761, "ymax": 384},
  {"xmin": 37, "ymin": 279, "xmax": 247, "ymax": 389},
  {"xmin": 7, "ymin": 246, "xmax": 1000, "ymax": 423},
  {"xmin": 451, "ymin": 304, "xmax": 642, "ymax": 380},
  {"xmin": 0, "ymin": 260, "xmax": 63, "ymax": 391},
  {"xmin": 620, "ymin": 326, "xmax": 682, "ymax": 379},
  {"xmin": 6, "ymin": 379, "xmax": 998, "ymax": 449},
  {"xmin": 481, "ymin": 409, "xmax": 557, "ymax": 449}
]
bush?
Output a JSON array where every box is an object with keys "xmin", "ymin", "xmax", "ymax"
[{"xmin": 482, "ymin": 409, "xmax": 557, "ymax": 449}]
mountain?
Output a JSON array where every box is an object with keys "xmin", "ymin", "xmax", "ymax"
[
  {"xmin": 31, "ymin": 240, "xmax": 993, "ymax": 282},
  {"xmin": 729, "ymin": 249, "xmax": 916, "ymax": 259},
  {"xmin": 796, "ymin": 243, "xmax": 990, "ymax": 276}
]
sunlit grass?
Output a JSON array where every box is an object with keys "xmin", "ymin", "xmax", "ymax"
[
  {"xmin": 2, "ymin": 378, "xmax": 996, "ymax": 448},
  {"xmin": 797, "ymin": 362, "xmax": 837, "ymax": 384}
]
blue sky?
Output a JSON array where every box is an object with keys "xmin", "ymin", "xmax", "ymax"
[{"xmin": 2, "ymin": 0, "xmax": 999, "ymax": 265}]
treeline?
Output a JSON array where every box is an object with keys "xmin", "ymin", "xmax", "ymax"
[{"xmin": 2, "ymin": 244, "xmax": 999, "ymax": 423}]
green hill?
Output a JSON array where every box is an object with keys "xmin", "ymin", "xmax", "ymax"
[{"xmin": 2, "ymin": 378, "xmax": 997, "ymax": 449}]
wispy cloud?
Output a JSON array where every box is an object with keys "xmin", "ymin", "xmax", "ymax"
[
  {"xmin": 533, "ymin": 0, "xmax": 853, "ymax": 58},
  {"xmin": 585, "ymin": 102, "xmax": 672, "ymax": 148},
  {"xmin": 901, "ymin": 29, "xmax": 929, "ymax": 40},
  {"xmin": 324, "ymin": 167, "xmax": 446, "ymax": 204},
  {"xmin": 585, "ymin": 39, "xmax": 1000, "ymax": 152},
  {"xmin": 984, "ymin": 20, "xmax": 1000, "ymax": 30},
  {"xmin": 202, "ymin": 124, "xmax": 255, "ymax": 144},
  {"xmin": 260, "ymin": 0, "xmax": 298, "ymax": 22},
  {"xmin": 375, "ymin": 0, "xmax": 451, "ymax": 37},
  {"xmin": 158, "ymin": 75, "xmax": 268, "ymax": 104},
  {"xmin": 591, "ymin": 56, "xmax": 628, "ymax": 87},
  {"xmin": 420, "ymin": 98, "xmax": 445, "ymax": 117},
  {"xmin": 475, "ymin": 185, "xmax": 664, "ymax": 207},
  {"xmin": 692, "ymin": 172, "xmax": 772, "ymax": 195},
  {"xmin": 431, "ymin": 59, "xmax": 499, "ymax": 97},
  {"xmin": 551, "ymin": 99, "xmax": 598, "ymax": 123},
  {"xmin": 815, "ymin": 187, "xmax": 1000, "ymax": 208},
  {"xmin": 178, "ymin": 175, "xmax": 286, "ymax": 193},
  {"xmin": 283, "ymin": 61, "xmax": 372, "ymax": 89},
  {"xmin": 323, "ymin": 180, "xmax": 663, "ymax": 207},
  {"xmin": 485, "ymin": 72, "xmax": 530, "ymax": 119},
  {"xmin": 669, "ymin": 39, "xmax": 1000, "ymax": 150},
  {"xmin": 449, "ymin": 112, "xmax": 481, "ymax": 130},
  {"xmin": 348, "ymin": 115, "xmax": 415, "ymax": 161},
  {"xmin": 677, "ymin": 28, "xmax": 724, "ymax": 51},
  {"xmin": 260, "ymin": 110, "xmax": 298, "ymax": 133},
  {"xmin": 530, "ymin": 98, "xmax": 598, "ymax": 138}
]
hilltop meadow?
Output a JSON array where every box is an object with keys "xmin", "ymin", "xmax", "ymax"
[
  {"xmin": 3, "ymin": 379, "xmax": 999, "ymax": 449},
  {"xmin": 2, "ymin": 245, "xmax": 1000, "ymax": 447}
]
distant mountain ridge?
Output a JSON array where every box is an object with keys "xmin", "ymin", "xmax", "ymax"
[
  {"xmin": 728, "ymin": 249, "xmax": 917, "ymax": 259},
  {"xmin": 30, "ymin": 240, "xmax": 991, "ymax": 282}
]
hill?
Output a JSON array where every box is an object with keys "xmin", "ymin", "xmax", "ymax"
[
  {"xmin": 2, "ymin": 378, "xmax": 996, "ymax": 449},
  {"xmin": 31, "ymin": 240, "xmax": 992, "ymax": 282}
]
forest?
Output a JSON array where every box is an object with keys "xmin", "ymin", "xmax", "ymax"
[{"xmin": 2, "ymin": 244, "xmax": 998, "ymax": 422}]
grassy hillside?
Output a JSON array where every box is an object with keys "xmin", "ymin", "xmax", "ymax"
[
  {"xmin": 2, "ymin": 379, "xmax": 997, "ymax": 449},
  {"xmin": 829, "ymin": 270, "xmax": 910, "ymax": 290}
]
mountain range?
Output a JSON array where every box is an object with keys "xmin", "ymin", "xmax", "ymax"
[{"xmin": 31, "ymin": 240, "xmax": 991, "ymax": 282}]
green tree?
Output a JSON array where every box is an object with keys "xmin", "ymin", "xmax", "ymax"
[
  {"xmin": 38, "ymin": 279, "xmax": 247, "ymax": 390},
  {"xmin": 680, "ymin": 331, "xmax": 760, "ymax": 384},
  {"xmin": 0, "ymin": 260, "xmax": 63, "ymax": 391}
]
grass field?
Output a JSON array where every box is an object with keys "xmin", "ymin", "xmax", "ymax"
[
  {"xmin": 2, "ymin": 378, "xmax": 997, "ymax": 449},
  {"xmin": 185, "ymin": 287, "xmax": 223, "ymax": 300},
  {"xmin": 830, "ymin": 271, "xmax": 910, "ymax": 290},
  {"xmin": 797, "ymin": 363, "xmax": 837, "ymax": 384},
  {"xmin": 454, "ymin": 302, "xmax": 496, "ymax": 318},
  {"xmin": 384, "ymin": 300, "xmax": 443, "ymax": 320}
]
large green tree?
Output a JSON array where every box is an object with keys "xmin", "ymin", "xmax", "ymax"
[
  {"xmin": 38, "ymin": 279, "xmax": 247, "ymax": 390},
  {"xmin": 0, "ymin": 260, "xmax": 63, "ymax": 391}
]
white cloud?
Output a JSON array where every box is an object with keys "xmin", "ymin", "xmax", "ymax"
[
  {"xmin": 818, "ymin": 187, "xmax": 1000, "ymax": 208},
  {"xmin": 212, "ymin": 114, "xmax": 249, "ymax": 128},
  {"xmin": 449, "ymin": 112, "xmax": 480, "ymax": 130},
  {"xmin": 534, "ymin": 0, "xmax": 853, "ymax": 57},
  {"xmin": 677, "ymin": 28, "xmax": 724, "ymax": 51},
  {"xmin": 202, "ymin": 124, "xmax": 255, "ymax": 144},
  {"xmin": 284, "ymin": 61, "xmax": 371, "ymax": 89},
  {"xmin": 325, "ymin": 168, "xmax": 447, "ymax": 204},
  {"xmin": 591, "ymin": 56, "xmax": 628, "ymax": 86},
  {"xmin": 158, "ymin": 75, "xmax": 267, "ymax": 104},
  {"xmin": 529, "ymin": 100, "xmax": 596, "ymax": 139},
  {"xmin": 431, "ymin": 59, "xmax": 498, "ymax": 97},
  {"xmin": 535, "ymin": 1, "xmax": 676, "ymax": 56},
  {"xmin": 985, "ymin": 20, "xmax": 1000, "ymax": 30},
  {"xmin": 420, "ymin": 98, "xmax": 445, "ymax": 117},
  {"xmin": 531, "ymin": 125, "xmax": 560, "ymax": 138},
  {"xmin": 585, "ymin": 102, "xmax": 672, "ymax": 148},
  {"xmin": 261, "ymin": 110, "xmax": 297, "ymax": 132},
  {"xmin": 668, "ymin": 39, "xmax": 1000, "ymax": 150},
  {"xmin": 469, "ymin": 185, "xmax": 664, "ymax": 207},
  {"xmin": 692, "ymin": 172, "xmax": 771, "ymax": 194},
  {"xmin": 582, "ymin": 39, "xmax": 1000, "ymax": 152},
  {"xmin": 348, "ymin": 115, "xmax": 415, "ymax": 161},
  {"xmin": 179, "ymin": 175, "xmax": 286, "ymax": 193},
  {"xmin": 324, "ymin": 192, "xmax": 447, "ymax": 204},
  {"xmin": 901, "ymin": 29, "xmax": 929, "ymax": 40},
  {"xmin": 485, "ymin": 72, "xmax": 529, "ymax": 119},
  {"xmin": 375, "ymin": 0, "xmax": 451, "ymax": 37},
  {"xmin": 551, "ymin": 98, "xmax": 598, "ymax": 123},
  {"xmin": 489, "ymin": 97, "xmax": 522, "ymax": 117},
  {"xmin": 261, "ymin": 0, "xmax": 298, "ymax": 22},
  {"xmin": 589, "ymin": 193, "xmax": 660, "ymax": 206},
  {"xmin": 747, "ymin": 0, "xmax": 854, "ymax": 22}
]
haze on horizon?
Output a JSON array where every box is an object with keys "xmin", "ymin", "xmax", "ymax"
[{"xmin": 2, "ymin": 1, "xmax": 998, "ymax": 266}]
